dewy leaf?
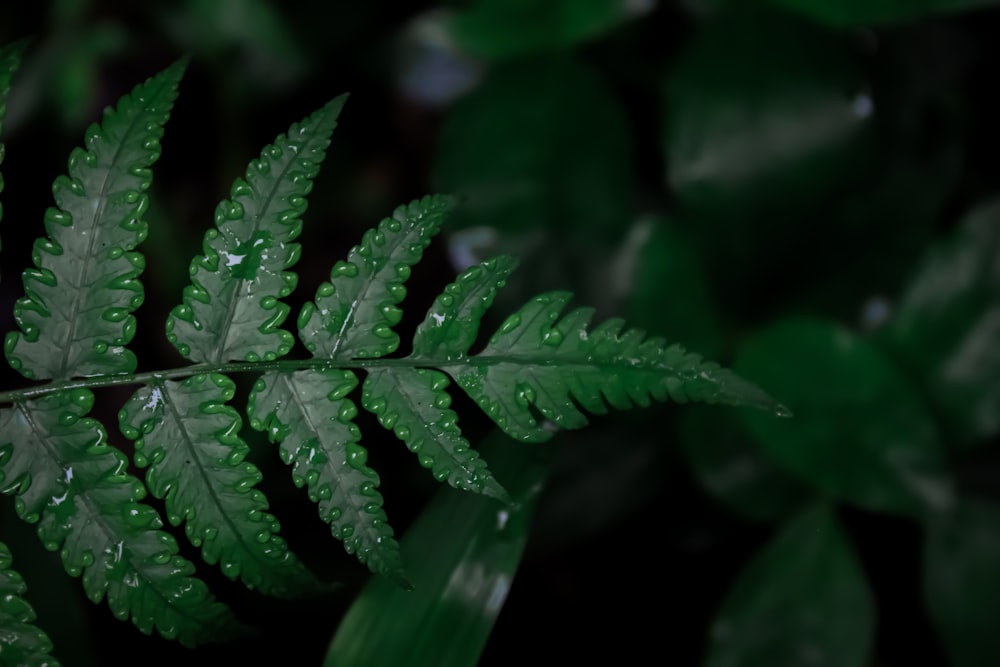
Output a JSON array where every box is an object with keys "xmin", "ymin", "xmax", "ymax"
[
  {"xmin": 736, "ymin": 317, "xmax": 952, "ymax": 517},
  {"xmin": 0, "ymin": 540, "xmax": 60, "ymax": 667},
  {"xmin": 323, "ymin": 433, "xmax": 548, "ymax": 667},
  {"xmin": 884, "ymin": 198, "xmax": 1000, "ymax": 445},
  {"xmin": 925, "ymin": 499, "xmax": 1000, "ymax": 667},
  {"xmin": 247, "ymin": 369, "xmax": 405, "ymax": 584},
  {"xmin": 0, "ymin": 390, "xmax": 244, "ymax": 646},
  {"xmin": 705, "ymin": 504, "xmax": 875, "ymax": 667},
  {"xmin": 298, "ymin": 194, "xmax": 453, "ymax": 360},
  {"xmin": 363, "ymin": 368, "xmax": 511, "ymax": 503},
  {"xmin": 119, "ymin": 374, "xmax": 321, "ymax": 598},
  {"xmin": 4, "ymin": 59, "xmax": 186, "ymax": 380},
  {"xmin": 167, "ymin": 95, "xmax": 346, "ymax": 363},
  {"xmin": 442, "ymin": 291, "xmax": 784, "ymax": 443},
  {"xmin": 0, "ymin": 39, "xmax": 26, "ymax": 266}
]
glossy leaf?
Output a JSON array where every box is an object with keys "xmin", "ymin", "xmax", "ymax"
[
  {"xmin": 298, "ymin": 194, "xmax": 452, "ymax": 359},
  {"xmin": 680, "ymin": 406, "xmax": 810, "ymax": 523},
  {"xmin": 736, "ymin": 318, "xmax": 951, "ymax": 517},
  {"xmin": 444, "ymin": 291, "xmax": 785, "ymax": 443},
  {"xmin": 0, "ymin": 390, "xmax": 244, "ymax": 646},
  {"xmin": 363, "ymin": 367, "xmax": 510, "ymax": 502},
  {"xmin": 885, "ymin": 199, "xmax": 1000, "ymax": 444},
  {"xmin": 925, "ymin": 499, "xmax": 1000, "ymax": 667},
  {"xmin": 0, "ymin": 40, "xmax": 26, "ymax": 263},
  {"xmin": 447, "ymin": 0, "xmax": 648, "ymax": 59},
  {"xmin": 323, "ymin": 433, "xmax": 548, "ymax": 667},
  {"xmin": 0, "ymin": 540, "xmax": 59, "ymax": 667},
  {"xmin": 5, "ymin": 59, "xmax": 185, "ymax": 380},
  {"xmin": 247, "ymin": 369, "xmax": 405, "ymax": 584},
  {"xmin": 767, "ymin": 0, "xmax": 1000, "ymax": 27},
  {"xmin": 706, "ymin": 504, "xmax": 874, "ymax": 667},
  {"xmin": 167, "ymin": 95, "xmax": 346, "ymax": 363},
  {"xmin": 119, "ymin": 374, "xmax": 320, "ymax": 597}
]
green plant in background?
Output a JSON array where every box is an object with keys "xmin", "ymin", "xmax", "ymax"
[{"xmin": 0, "ymin": 35, "xmax": 783, "ymax": 663}]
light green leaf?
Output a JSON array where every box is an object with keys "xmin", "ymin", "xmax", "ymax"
[
  {"xmin": 297, "ymin": 194, "xmax": 453, "ymax": 360},
  {"xmin": 363, "ymin": 367, "xmax": 510, "ymax": 502},
  {"xmin": 737, "ymin": 318, "xmax": 951, "ymax": 517},
  {"xmin": 0, "ymin": 390, "xmax": 244, "ymax": 646},
  {"xmin": 443, "ymin": 291, "xmax": 784, "ymax": 443},
  {"xmin": 324, "ymin": 433, "xmax": 548, "ymax": 667},
  {"xmin": 167, "ymin": 95, "xmax": 346, "ymax": 363},
  {"xmin": 706, "ymin": 504, "xmax": 875, "ymax": 667},
  {"xmin": 0, "ymin": 540, "xmax": 59, "ymax": 667},
  {"xmin": 247, "ymin": 369, "xmax": 405, "ymax": 584},
  {"xmin": 5, "ymin": 59, "xmax": 185, "ymax": 380},
  {"xmin": 118, "ymin": 374, "xmax": 321, "ymax": 598}
]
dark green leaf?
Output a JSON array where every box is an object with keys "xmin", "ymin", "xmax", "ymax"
[
  {"xmin": 736, "ymin": 318, "xmax": 951, "ymax": 517},
  {"xmin": 447, "ymin": 0, "xmax": 648, "ymax": 59},
  {"xmin": 767, "ymin": 0, "xmax": 1000, "ymax": 27},
  {"xmin": 323, "ymin": 433, "xmax": 548, "ymax": 667},
  {"xmin": 0, "ymin": 39, "xmax": 26, "ymax": 263},
  {"xmin": 706, "ymin": 504, "xmax": 875, "ymax": 667},
  {"xmin": 884, "ymin": 199, "xmax": 1000, "ymax": 445},
  {"xmin": 925, "ymin": 499, "xmax": 1000, "ymax": 667},
  {"xmin": 0, "ymin": 540, "xmax": 60, "ymax": 667}
]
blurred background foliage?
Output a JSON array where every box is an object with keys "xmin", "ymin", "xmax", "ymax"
[{"xmin": 1, "ymin": 0, "xmax": 1000, "ymax": 665}]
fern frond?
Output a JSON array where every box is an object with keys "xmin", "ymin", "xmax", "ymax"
[
  {"xmin": 0, "ymin": 541, "xmax": 59, "ymax": 667},
  {"xmin": 4, "ymin": 59, "xmax": 185, "ymax": 380},
  {"xmin": 298, "ymin": 194, "xmax": 453, "ymax": 359},
  {"xmin": 0, "ymin": 390, "xmax": 245, "ymax": 646},
  {"xmin": 167, "ymin": 95, "xmax": 346, "ymax": 364},
  {"xmin": 119, "ymin": 375, "xmax": 322, "ymax": 598},
  {"xmin": 247, "ymin": 370, "xmax": 405, "ymax": 584},
  {"xmin": 0, "ymin": 39, "xmax": 26, "ymax": 261},
  {"xmin": 442, "ymin": 291, "xmax": 783, "ymax": 442}
]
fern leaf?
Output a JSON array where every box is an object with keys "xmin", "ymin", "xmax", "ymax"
[
  {"xmin": 0, "ymin": 39, "xmax": 26, "ymax": 264},
  {"xmin": 247, "ymin": 370, "xmax": 405, "ymax": 584},
  {"xmin": 298, "ymin": 193, "xmax": 453, "ymax": 359},
  {"xmin": 4, "ymin": 59, "xmax": 185, "ymax": 380},
  {"xmin": 441, "ymin": 291, "xmax": 785, "ymax": 442},
  {"xmin": 0, "ymin": 390, "xmax": 245, "ymax": 646},
  {"xmin": 0, "ymin": 541, "xmax": 59, "ymax": 667},
  {"xmin": 119, "ymin": 374, "xmax": 322, "ymax": 598},
  {"xmin": 167, "ymin": 95, "xmax": 346, "ymax": 364},
  {"xmin": 362, "ymin": 367, "xmax": 511, "ymax": 502}
]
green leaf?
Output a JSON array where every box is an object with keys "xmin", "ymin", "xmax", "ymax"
[
  {"xmin": 118, "ymin": 374, "xmax": 321, "ymax": 598},
  {"xmin": 680, "ymin": 406, "xmax": 810, "ymax": 523},
  {"xmin": 0, "ymin": 390, "xmax": 244, "ymax": 646},
  {"xmin": 362, "ymin": 368, "xmax": 510, "ymax": 502},
  {"xmin": 443, "ymin": 291, "xmax": 784, "ymax": 443},
  {"xmin": 297, "ymin": 194, "xmax": 453, "ymax": 360},
  {"xmin": 925, "ymin": 499, "xmax": 1000, "ymax": 667},
  {"xmin": 0, "ymin": 540, "xmax": 60, "ymax": 667},
  {"xmin": 0, "ymin": 39, "xmax": 26, "ymax": 262},
  {"xmin": 736, "ymin": 318, "xmax": 951, "ymax": 517},
  {"xmin": 884, "ymin": 199, "xmax": 1000, "ymax": 445},
  {"xmin": 434, "ymin": 58, "xmax": 633, "ymax": 244},
  {"xmin": 767, "ymin": 0, "xmax": 1000, "ymax": 27},
  {"xmin": 447, "ymin": 0, "xmax": 647, "ymax": 59},
  {"xmin": 4, "ymin": 59, "xmax": 185, "ymax": 380},
  {"xmin": 167, "ymin": 95, "xmax": 346, "ymax": 363},
  {"xmin": 323, "ymin": 433, "xmax": 548, "ymax": 667},
  {"xmin": 705, "ymin": 504, "xmax": 875, "ymax": 667},
  {"xmin": 247, "ymin": 369, "xmax": 405, "ymax": 584}
]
